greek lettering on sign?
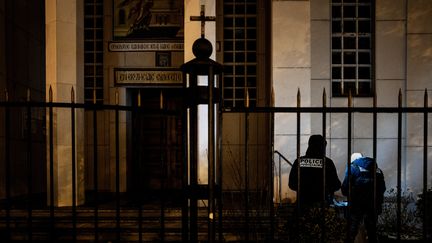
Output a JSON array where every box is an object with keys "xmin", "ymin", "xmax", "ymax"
[{"xmin": 115, "ymin": 69, "xmax": 183, "ymax": 85}]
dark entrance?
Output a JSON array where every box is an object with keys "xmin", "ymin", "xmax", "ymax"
[{"xmin": 127, "ymin": 88, "xmax": 184, "ymax": 202}]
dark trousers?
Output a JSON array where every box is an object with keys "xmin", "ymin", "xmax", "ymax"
[{"xmin": 348, "ymin": 208, "xmax": 378, "ymax": 243}]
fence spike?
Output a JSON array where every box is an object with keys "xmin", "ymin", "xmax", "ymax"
[
  {"xmin": 373, "ymin": 89, "xmax": 377, "ymax": 108},
  {"xmin": 93, "ymin": 88, "xmax": 97, "ymax": 104},
  {"xmin": 138, "ymin": 90, "xmax": 141, "ymax": 107},
  {"xmin": 71, "ymin": 87, "xmax": 75, "ymax": 103},
  {"xmin": 115, "ymin": 89, "xmax": 119, "ymax": 105},
  {"xmin": 297, "ymin": 88, "xmax": 301, "ymax": 108},
  {"xmin": 4, "ymin": 88, "xmax": 8, "ymax": 102},
  {"xmin": 348, "ymin": 89, "xmax": 352, "ymax": 108},
  {"xmin": 49, "ymin": 86, "xmax": 53, "ymax": 103},
  {"xmin": 398, "ymin": 89, "xmax": 402, "ymax": 107},
  {"xmin": 27, "ymin": 88, "xmax": 31, "ymax": 102},
  {"xmin": 271, "ymin": 87, "xmax": 275, "ymax": 107},
  {"xmin": 425, "ymin": 89, "xmax": 428, "ymax": 108},
  {"xmin": 245, "ymin": 89, "xmax": 249, "ymax": 108},
  {"xmin": 160, "ymin": 90, "xmax": 164, "ymax": 110},
  {"xmin": 322, "ymin": 88, "xmax": 326, "ymax": 108}
]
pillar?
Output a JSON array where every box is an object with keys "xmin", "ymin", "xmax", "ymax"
[{"xmin": 45, "ymin": 0, "xmax": 85, "ymax": 206}]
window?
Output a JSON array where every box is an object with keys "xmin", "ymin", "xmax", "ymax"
[
  {"xmin": 222, "ymin": 0, "xmax": 257, "ymax": 108},
  {"xmin": 84, "ymin": 0, "xmax": 104, "ymax": 104},
  {"xmin": 331, "ymin": 0, "xmax": 374, "ymax": 97}
]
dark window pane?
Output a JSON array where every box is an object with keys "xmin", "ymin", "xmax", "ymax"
[
  {"xmin": 358, "ymin": 66, "xmax": 370, "ymax": 79},
  {"xmin": 332, "ymin": 37, "xmax": 342, "ymax": 49},
  {"xmin": 224, "ymin": 4, "xmax": 234, "ymax": 14},
  {"xmin": 246, "ymin": 17, "xmax": 256, "ymax": 27},
  {"xmin": 344, "ymin": 20, "xmax": 356, "ymax": 33},
  {"xmin": 235, "ymin": 66, "xmax": 245, "ymax": 75},
  {"xmin": 246, "ymin": 29, "xmax": 256, "ymax": 39},
  {"xmin": 235, "ymin": 53, "xmax": 245, "ymax": 62},
  {"xmin": 358, "ymin": 81, "xmax": 372, "ymax": 95},
  {"xmin": 358, "ymin": 52, "xmax": 370, "ymax": 64},
  {"xmin": 235, "ymin": 41, "xmax": 245, "ymax": 51},
  {"xmin": 344, "ymin": 37, "xmax": 356, "ymax": 49},
  {"xmin": 332, "ymin": 67, "xmax": 342, "ymax": 79},
  {"xmin": 235, "ymin": 88, "xmax": 245, "ymax": 99},
  {"xmin": 224, "ymin": 77, "xmax": 233, "ymax": 87},
  {"xmin": 358, "ymin": 20, "xmax": 371, "ymax": 33},
  {"xmin": 332, "ymin": 82, "xmax": 344, "ymax": 97},
  {"xmin": 96, "ymin": 30, "xmax": 103, "ymax": 39},
  {"xmin": 344, "ymin": 6, "xmax": 356, "ymax": 17},
  {"xmin": 234, "ymin": 5, "xmax": 245, "ymax": 14},
  {"xmin": 247, "ymin": 52, "xmax": 256, "ymax": 62},
  {"xmin": 224, "ymin": 88, "xmax": 233, "ymax": 98},
  {"xmin": 247, "ymin": 78, "xmax": 256, "ymax": 88},
  {"xmin": 344, "ymin": 67, "xmax": 356, "ymax": 79},
  {"xmin": 344, "ymin": 82, "xmax": 357, "ymax": 96},
  {"xmin": 358, "ymin": 37, "xmax": 371, "ymax": 49},
  {"xmin": 85, "ymin": 53, "xmax": 94, "ymax": 63},
  {"xmin": 247, "ymin": 41, "xmax": 256, "ymax": 50},
  {"xmin": 246, "ymin": 65, "xmax": 256, "ymax": 75},
  {"xmin": 224, "ymin": 41, "xmax": 233, "ymax": 51},
  {"xmin": 224, "ymin": 66, "xmax": 233, "ymax": 75},
  {"xmin": 224, "ymin": 17, "xmax": 233, "ymax": 27},
  {"xmin": 246, "ymin": 4, "xmax": 256, "ymax": 14},
  {"xmin": 235, "ymin": 17, "xmax": 245, "ymax": 27},
  {"xmin": 224, "ymin": 53, "xmax": 233, "ymax": 63},
  {"xmin": 235, "ymin": 29, "xmax": 245, "ymax": 38},
  {"xmin": 358, "ymin": 6, "xmax": 371, "ymax": 18},
  {"xmin": 332, "ymin": 20, "xmax": 342, "ymax": 32},
  {"xmin": 224, "ymin": 29, "xmax": 233, "ymax": 39},
  {"xmin": 332, "ymin": 52, "xmax": 342, "ymax": 64},
  {"xmin": 332, "ymin": 6, "xmax": 342, "ymax": 18},
  {"xmin": 344, "ymin": 51, "xmax": 356, "ymax": 64}
]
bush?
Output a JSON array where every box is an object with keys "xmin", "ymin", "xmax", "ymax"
[{"xmin": 377, "ymin": 188, "xmax": 422, "ymax": 240}]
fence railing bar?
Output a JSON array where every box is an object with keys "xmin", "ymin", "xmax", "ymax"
[
  {"xmin": 71, "ymin": 87, "xmax": 77, "ymax": 243},
  {"xmin": 48, "ymin": 86, "xmax": 55, "ymax": 243},
  {"xmin": 397, "ymin": 89, "xmax": 402, "ymax": 241},
  {"xmin": 217, "ymin": 103, "xmax": 224, "ymax": 242},
  {"xmin": 296, "ymin": 88, "xmax": 301, "ymax": 238},
  {"xmin": 423, "ymin": 89, "xmax": 428, "ymax": 241},
  {"xmin": 4, "ymin": 89, "xmax": 11, "ymax": 242},
  {"xmin": 115, "ymin": 91, "xmax": 121, "ymax": 243},
  {"xmin": 346, "ymin": 90, "xmax": 353, "ymax": 242},
  {"xmin": 26, "ymin": 91, "xmax": 33, "ymax": 242},
  {"xmin": 321, "ymin": 88, "xmax": 328, "ymax": 243},
  {"xmin": 244, "ymin": 102, "xmax": 250, "ymax": 242},
  {"xmin": 93, "ymin": 98, "xmax": 99, "ymax": 243},
  {"xmin": 372, "ymin": 91, "xmax": 378, "ymax": 234},
  {"xmin": 160, "ymin": 94, "xmax": 166, "ymax": 242}
]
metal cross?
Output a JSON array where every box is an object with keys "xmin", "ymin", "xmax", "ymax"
[{"xmin": 190, "ymin": 5, "xmax": 216, "ymax": 38}]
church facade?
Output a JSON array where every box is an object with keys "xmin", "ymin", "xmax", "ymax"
[{"xmin": 0, "ymin": 0, "xmax": 431, "ymax": 208}]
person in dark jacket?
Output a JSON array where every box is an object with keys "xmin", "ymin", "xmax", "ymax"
[
  {"xmin": 289, "ymin": 135, "xmax": 341, "ymax": 208},
  {"xmin": 341, "ymin": 155, "xmax": 386, "ymax": 243}
]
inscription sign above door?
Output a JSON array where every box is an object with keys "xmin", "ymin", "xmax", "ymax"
[
  {"xmin": 114, "ymin": 68, "xmax": 183, "ymax": 86},
  {"xmin": 109, "ymin": 42, "xmax": 184, "ymax": 52}
]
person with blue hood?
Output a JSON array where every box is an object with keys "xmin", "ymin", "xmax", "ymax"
[
  {"xmin": 289, "ymin": 134, "xmax": 341, "ymax": 209},
  {"xmin": 342, "ymin": 154, "xmax": 386, "ymax": 243}
]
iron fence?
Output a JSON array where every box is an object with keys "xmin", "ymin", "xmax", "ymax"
[{"xmin": 0, "ymin": 88, "xmax": 430, "ymax": 242}]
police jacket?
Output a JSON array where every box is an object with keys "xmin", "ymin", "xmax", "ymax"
[{"xmin": 289, "ymin": 147, "xmax": 341, "ymax": 205}]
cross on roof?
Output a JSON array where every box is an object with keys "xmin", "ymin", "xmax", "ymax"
[{"xmin": 190, "ymin": 5, "xmax": 216, "ymax": 38}]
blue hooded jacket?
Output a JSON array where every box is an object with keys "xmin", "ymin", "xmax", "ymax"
[{"xmin": 341, "ymin": 157, "xmax": 386, "ymax": 212}]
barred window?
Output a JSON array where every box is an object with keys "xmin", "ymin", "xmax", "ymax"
[
  {"xmin": 331, "ymin": 0, "xmax": 374, "ymax": 97},
  {"xmin": 222, "ymin": 0, "xmax": 257, "ymax": 108},
  {"xmin": 84, "ymin": 0, "xmax": 104, "ymax": 103}
]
